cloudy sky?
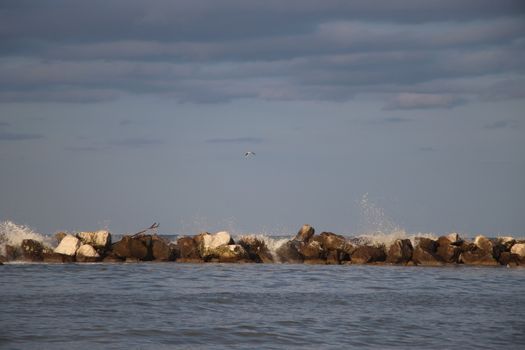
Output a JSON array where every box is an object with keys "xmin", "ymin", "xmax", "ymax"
[{"xmin": 1, "ymin": 0, "xmax": 524, "ymax": 236}]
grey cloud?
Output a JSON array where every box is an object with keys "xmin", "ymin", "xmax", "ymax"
[
  {"xmin": 483, "ymin": 120, "xmax": 519, "ymax": 129},
  {"xmin": 383, "ymin": 93, "xmax": 467, "ymax": 110},
  {"xmin": 419, "ymin": 146, "xmax": 435, "ymax": 152},
  {"xmin": 0, "ymin": 131, "xmax": 44, "ymax": 141},
  {"xmin": 206, "ymin": 137, "xmax": 264, "ymax": 144},
  {"xmin": 64, "ymin": 145, "xmax": 104, "ymax": 152},
  {"xmin": 109, "ymin": 137, "xmax": 164, "ymax": 148},
  {"xmin": 383, "ymin": 117, "xmax": 413, "ymax": 123}
]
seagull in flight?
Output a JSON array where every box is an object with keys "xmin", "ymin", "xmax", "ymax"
[{"xmin": 244, "ymin": 151, "xmax": 256, "ymax": 158}]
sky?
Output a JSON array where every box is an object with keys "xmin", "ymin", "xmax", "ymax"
[{"xmin": 0, "ymin": 0, "xmax": 524, "ymax": 237}]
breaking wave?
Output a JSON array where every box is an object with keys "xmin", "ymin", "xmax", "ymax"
[{"xmin": 0, "ymin": 220, "xmax": 53, "ymax": 256}]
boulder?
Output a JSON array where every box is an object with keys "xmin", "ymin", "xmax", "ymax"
[
  {"xmin": 298, "ymin": 240, "xmax": 325, "ymax": 262},
  {"xmin": 318, "ymin": 232, "xmax": 347, "ymax": 251},
  {"xmin": 21, "ymin": 239, "xmax": 44, "ymax": 262},
  {"xmin": 275, "ymin": 241, "xmax": 304, "ymax": 263},
  {"xmin": 152, "ymin": 237, "xmax": 174, "ymax": 261},
  {"xmin": 326, "ymin": 250, "xmax": 350, "ymax": 265},
  {"xmin": 211, "ymin": 244, "xmax": 250, "ymax": 263},
  {"xmin": 112, "ymin": 235, "xmax": 152, "ymax": 261},
  {"xmin": 510, "ymin": 243, "xmax": 525, "ymax": 257},
  {"xmin": 43, "ymin": 252, "xmax": 75, "ymax": 263},
  {"xmin": 386, "ymin": 239, "xmax": 413, "ymax": 264},
  {"xmin": 102, "ymin": 252, "xmax": 124, "ymax": 263},
  {"xmin": 54, "ymin": 235, "xmax": 81, "ymax": 256},
  {"xmin": 497, "ymin": 236, "xmax": 516, "ymax": 250},
  {"xmin": 351, "ymin": 246, "xmax": 386, "ymax": 264},
  {"xmin": 76, "ymin": 244, "xmax": 101, "ymax": 263},
  {"xmin": 294, "ymin": 224, "xmax": 315, "ymax": 243},
  {"xmin": 473, "ymin": 235, "xmax": 493, "ymax": 254},
  {"xmin": 459, "ymin": 250, "xmax": 498, "ymax": 266},
  {"xmin": 174, "ymin": 236, "xmax": 203, "ymax": 262},
  {"xmin": 197, "ymin": 231, "xmax": 234, "ymax": 258},
  {"xmin": 435, "ymin": 236, "xmax": 460, "ymax": 263},
  {"xmin": 77, "ymin": 230, "xmax": 111, "ymax": 249},
  {"xmin": 237, "ymin": 237, "xmax": 274, "ymax": 263},
  {"xmin": 445, "ymin": 232, "xmax": 463, "ymax": 245},
  {"xmin": 498, "ymin": 252, "xmax": 521, "ymax": 266}
]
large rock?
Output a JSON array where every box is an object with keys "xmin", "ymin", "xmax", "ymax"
[
  {"xmin": 4, "ymin": 245, "xmax": 21, "ymax": 261},
  {"xmin": 294, "ymin": 225, "xmax": 315, "ymax": 243},
  {"xmin": 275, "ymin": 241, "xmax": 304, "ymax": 263},
  {"xmin": 152, "ymin": 237, "xmax": 174, "ymax": 261},
  {"xmin": 497, "ymin": 236, "xmax": 516, "ymax": 250},
  {"xmin": 238, "ymin": 237, "xmax": 274, "ymax": 263},
  {"xmin": 174, "ymin": 236, "xmax": 203, "ymax": 262},
  {"xmin": 21, "ymin": 239, "xmax": 44, "ymax": 262},
  {"xmin": 76, "ymin": 244, "xmax": 101, "ymax": 263},
  {"xmin": 510, "ymin": 243, "xmax": 525, "ymax": 257},
  {"xmin": 435, "ymin": 236, "xmax": 460, "ymax": 263},
  {"xmin": 298, "ymin": 240, "xmax": 325, "ymax": 264},
  {"xmin": 411, "ymin": 237, "xmax": 442, "ymax": 265},
  {"xmin": 54, "ymin": 235, "xmax": 81, "ymax": 256},
  {"xmin": 459, "ymin": 250, "xmax": 498, "ymax": 266},
  {"xmin": 386, "ymin": 239, "xmax": 413, "ymax": 264},
  {"xmin": 197, "ymin": 231, "xmax": 234, "ymax": 258},
  {"xmin": 498, "ymin": 252, "xmax": 521, "ymax": 266},
  {"xmin": 54, "ymin": 232, "xmax": 68, "ymax": 244},
  {"xmin": 351, "ymin": 246, "xmax": 386, "ymax": 264},
  {"xmin": 77, "ymin": 230, "xmax": 111, "ymax": 249},
  {"xmin": 111, "ymin": 235, "xmax": 153, "ymax": 261},
  {"xmin": 209, "ymin": 244, "xmax": 250, "ymax": 263},
  {"xmin": 473, "ymin": 235, "xmax": 493, "ymax": 254},
  {"xmin": 318, "ymin": 232, "xmax": 348, "ymax": 251}
]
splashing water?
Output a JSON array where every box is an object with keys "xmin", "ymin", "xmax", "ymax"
[
  {"xmin": 355, "ymin": 194, "xmax": 436, "ymax": 248},
  {"xmin": 0, "ymin": 220, "xmax": 52, "ymax": 256}
]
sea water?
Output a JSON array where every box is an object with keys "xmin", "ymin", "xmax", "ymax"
[{"xmin": 1, "ymin": 262, "xmax": 524, "ymax": 349}]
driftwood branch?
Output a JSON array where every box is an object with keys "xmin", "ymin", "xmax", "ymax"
[{"xmin": 131, "ymin": 222, "xmax": 159, "ymax": 238}]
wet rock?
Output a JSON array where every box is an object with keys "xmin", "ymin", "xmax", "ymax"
[
  {"xmin": 151, "ymin": 237, "xmax": 174, "ymax": 261},
  {"xmin": 238, "ymin": 237, "xmax": 274, "ymax": 263},
  {"xmin": 446, "ymin": 232, "xmax": 463, "ymax": 245},
  {"xmin": 102, "ymin": 252, "xmax": 124, "ymax": 263},
  {"xmin": 326, "ymin": 250, "xmax": 350, "ymax": 265},
  {"xmin": 112, "ymin": 235, "xmax": 153, "ymax": 261},
  {"xmin": 351, "ymin": 246, "xmax": 386, "ymax": 264},
  {"xmin": 5, "ymin": 245, "xmax": 20, "ymax": 261},
  {"xmin": 43, "ymin": 252, "xmax": 75, "ymax": 263},
  {"xmin": 199, "ymin": 231, "xmax": 234, "ymax": 258},
  {"xmin": 386, "ymin": 239, "xmax": 413, "ymax": 264},
  {"xmin": 175, "ymin": 236, "xmax": 202, "ymax": 261},
  {"xmin": 275, "ymin": 241, "xmax": 304, "ymax": 263},
  {"xmin": 318, "ymin": 232, "xmax": 347, "ymax": 251},
  {"xmin": 294, "ymin": 224, "xmax": 315, "ymax": 243},
  {"xmin": 212, "ymin": 244, "xmax": 250, "ymax": 263},
  {"xmin": 54, "ymin": 235, "xmax": 81, "ymax": 256},
  {"xmin": 21, "ymin": 239, "xmax": 44, "ymax": 262},
  {"xmin": 76, "ymin": 244, "xmax": 101, "ymax": 263},
  {"xmin": 77, "ymin": 230, "xmax": 111, "ymax": 250},
  {"xmin": 497, "ymin": 236, "xmax": 516, "ymax": 251},
  {"xmin": 435, "ymin": 236, "xmax": 460, "ymax": 263},
  {"xmin": 510, "ymin": 243, "xmax": 525, "ymax": 258}
]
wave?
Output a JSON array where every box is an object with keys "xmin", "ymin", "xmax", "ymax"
[{"xmin": 0, "ymin": 221, "xmax": 53, "ymax": 256}]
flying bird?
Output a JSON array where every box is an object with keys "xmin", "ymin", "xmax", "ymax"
[{"xmin": 244, "ymin": 151, "xmax": 256, "ymax": 158}]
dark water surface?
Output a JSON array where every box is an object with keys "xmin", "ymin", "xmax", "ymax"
[{"xmin": 1, "ymin": 263, "xmax": 524, "ymax": 349}]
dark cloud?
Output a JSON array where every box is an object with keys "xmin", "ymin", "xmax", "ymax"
[
  {"xmin": 206, "ymin": 137, "xmax": 264, "ymax": 144},
  {"xmin": 109, "ymin": 137, "xmax": 164, "ymax": 148},
  {"xmin": 483, "ymin": 120, "xmax": 520, "ymax": 130},
  {"xmin": 0, "ymin": 1, "xmax": 524, "ymax": 105}
]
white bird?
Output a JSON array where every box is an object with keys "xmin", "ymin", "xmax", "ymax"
[{"xmin": 244, "ymin": 151, "xmax": 256, "ymax": 158}]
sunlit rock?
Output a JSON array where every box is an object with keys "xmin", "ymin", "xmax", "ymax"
[
  {"xmin": 54, "ymin": 235, "xmax": 81, "ymax": 256},
  {"xmin": 76, "ymin": 244, "xmax": 101, "ymax": 263},
  {"xmin": 386, "ymin": 239, "xmax": 413, "ymax": 264},
  {"xmin": 77, "ymin": 230, "xmax": 111, "ymax": 249}
]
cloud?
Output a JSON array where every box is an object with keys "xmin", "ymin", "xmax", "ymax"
[
  {"xmin": 64, "ymin": 145, "xmax": 104, "ymax": 152},
  {"xmin": 206, "ymin": 137, "xmax": 264, "ymax": 144},
  {"xmin": 0, "ymin": 1, "xmax": 524, "ymax": 105},
  {"xmin": 109, "ymin": 137, "xmax": 164, "ymax": 148},
  {"xmin": 419, "ymin": 146, "xmax": 435, "ymax": 152},
  {"xmin": 383, "ymin": 93, "xmax": 466, "ymax": 110},
  {"xmin": 382, "ymin": 117, "xmax": 413, "ymax": 123},
  {"xmin": 483, "ymin": 120, "xmax": 519, "ymax": 129},
  {"xmin": 0, "ymin": 131, "xmax": 44, "ymax": 141}
]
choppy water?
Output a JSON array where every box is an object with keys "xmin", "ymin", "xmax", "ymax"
[{"xmin": 1, "ymin": 263, "xmax": 524, "ymax": 349}]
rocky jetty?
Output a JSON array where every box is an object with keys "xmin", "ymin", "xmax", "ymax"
[{"xmin": 1, "ymin": 225, "xmax": 524, "ymax": 267}]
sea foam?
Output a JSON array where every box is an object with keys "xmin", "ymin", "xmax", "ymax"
[{"xmin": 0, "ymin": 220, "xmax": 52, "ymax": 256}]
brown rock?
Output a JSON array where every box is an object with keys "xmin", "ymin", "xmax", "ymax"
[
  {"xmin": 412, "ymin": 246, "xmax": 443, "ymax": 266},
  {"xmin": 5, "ymin": 245, "xmax": 20, "ymax": 261},
  {"xmin": 436, "ymin": 236, "xmax": 461, "ymax": 263},
  {"xmin": 275, "ymin": 241, "xmax": 304, "ymax": 263},
  {"xmin": 294, "ymin": 224, "xmax": 315, "ymax": 243},
  {"xmin": 298, "ymin": 240, "xmax": 325, "ymax": 261},
  {"xmin": 386, "ymin": 239, "xmax": 413, "ymax": 264},
  {"xmin": 351, "ymin": 246, "xmax": 386, "ymax": 264},
  {"xmin": 54, "ymin": 232, "xmax": 67, "ymax": 244},
  {"xmin": 498, "ymin": 252, "xmax": 521, "ymax": 266},
  {"xmin": 237, "ymin": 237, "xmax": 274, "ymax": 263},
  {"xmin": 21, "ymin": 239, "xmax": 44, "ymax": 262},
  {"xmin": 319, "ymin": 232, "xmax": 347, "ymax": 251},
  {"xmin": 43, "ymin": 252, "xmax": 75, "ymax": 263},
  {"xmin": 112, "ymin": 235, "xmax": 153, "ymax": 261},
  {"xmin": 459, "ymin": 250, "xmax": 498, "ymax": 266},
  {"xmin": 176, "ymin": 236, "xmax": 202, "ymax": 260},
  {"xmin": 102, "ymin": 252, "xmax": 125, "ymax": 263},
  {"xmin": 151, "ymin": 236, "xmax": 174, "ymax": 261}
]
